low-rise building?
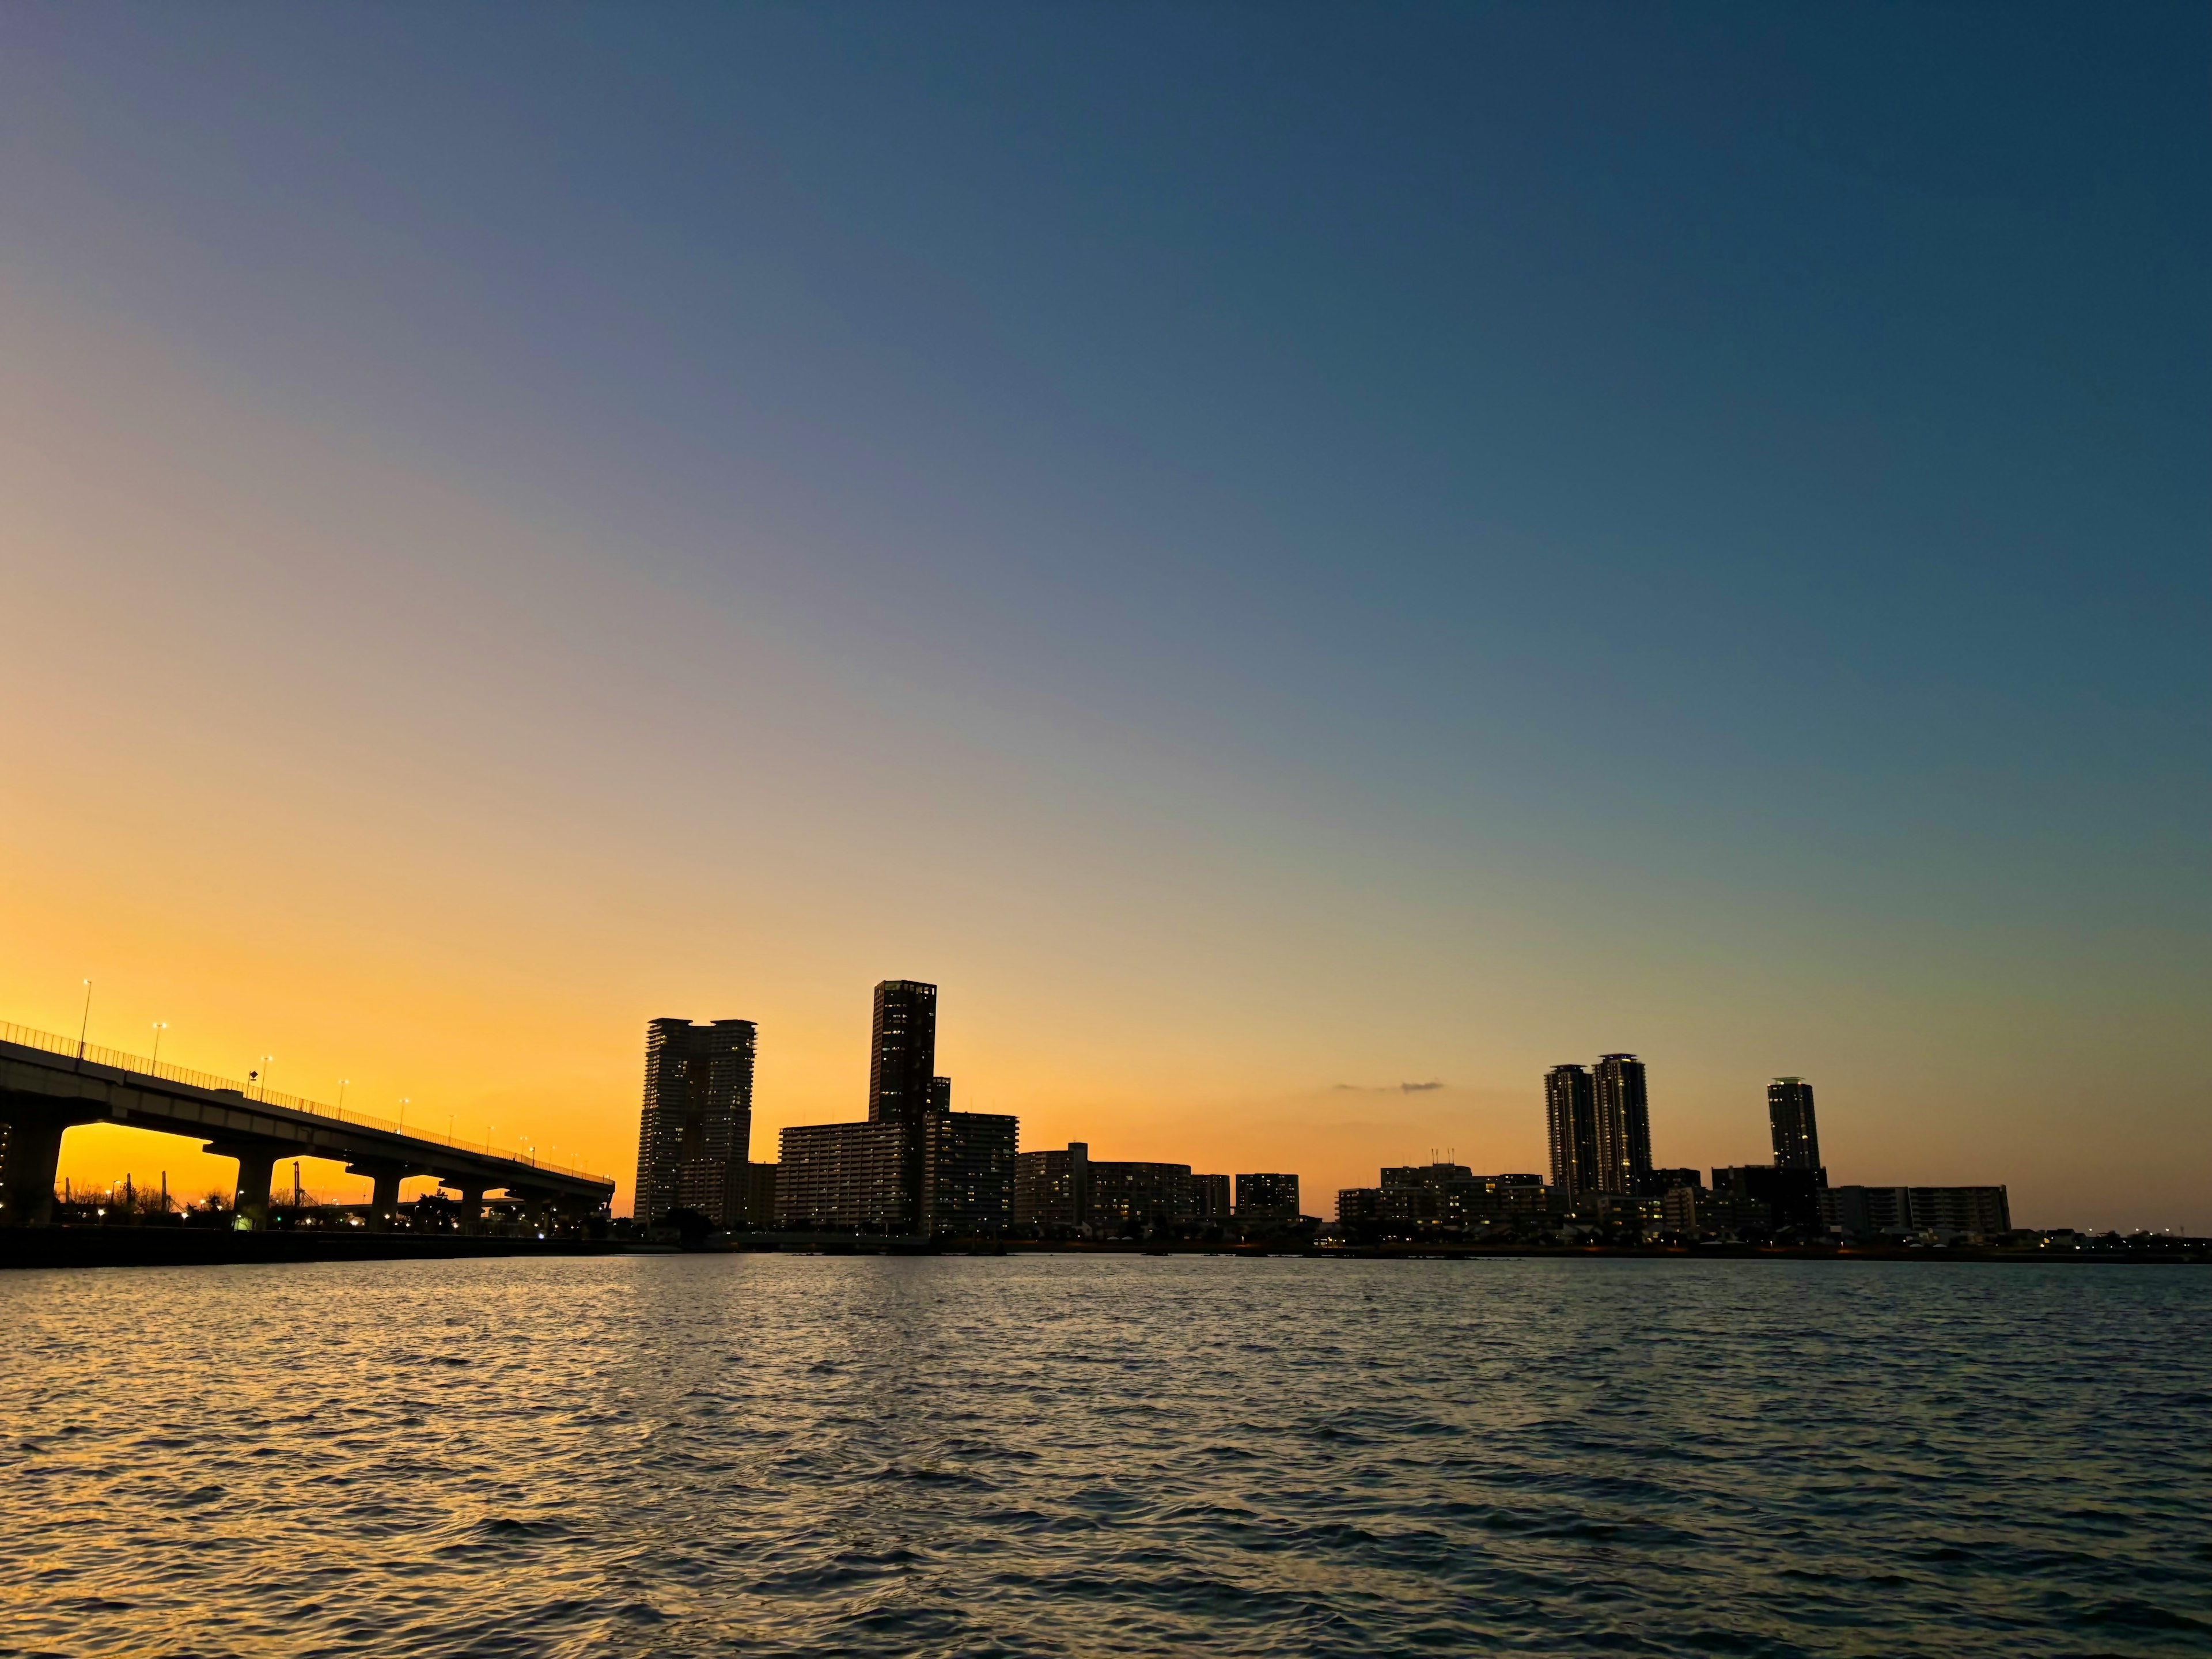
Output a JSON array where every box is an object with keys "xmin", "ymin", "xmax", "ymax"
[
  {"xmin": 1089, "ymin": 1161, "xmax": 1192, "ymax": 1230},
  {"xmin": 1235, "ymin": 1172, "xmax": 1301, "ymax": 1227},
  {"xmin": 1823, "ymin": 1184, "xmax": 2010, "ymax": 1237},
  {"xmin": 1014, "ymin": 1142, "xmax": 1089, "ymax": 1231},
  {"xmin": 1710, "ymin": 1165, "xmax": 1825, "ymax": 1233}
]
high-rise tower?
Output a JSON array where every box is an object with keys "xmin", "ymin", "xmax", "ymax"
[
  {"xmin": 868, "ymin": 980, "xmax": 939, "ymax": 1124},
  {"xmin": 633, "ymin": 1017, "xmax": 757, "ymax": 1226},
  {"xmin": 1545, "ymin": 1064, "xmax": 1600, "ymax": 1198},
  {"xmin": 1768, "ymin": 1077, "xmax": 1821, "ymax": 1171},
  {"xmin": 1592, "ymin": 1052, "xmax": 1653, "ymax": 1195}
]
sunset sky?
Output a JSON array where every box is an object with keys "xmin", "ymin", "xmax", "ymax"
[{"xmin": 3, "ymin": 5, "xmax": 2206, "ymax": 1229}]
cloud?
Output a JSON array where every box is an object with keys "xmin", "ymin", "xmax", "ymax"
[{"xmin": 1331, "ymin": 1080, "xmax": 1446, "ymax": 1094}]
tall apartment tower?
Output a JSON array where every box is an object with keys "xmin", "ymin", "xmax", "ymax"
[
  {"xmin": 1545, "ymin": 1065, "xmax": 1600, "ymax": 1198},
  {"xmin": 1592, "ymin": 1052, "xmax": 1654, "ymax": 1195},
  {"xmin": 868, "ymin": 980, "xmax": 939, "ymax": 1124},
  {"xmin": 634, "ymin": 1017, "xmax": 757, "ymax": 1226},
  {"xmin": 1768, "ymin": 1077, "xmax": 1821, "ymax": 1171}
]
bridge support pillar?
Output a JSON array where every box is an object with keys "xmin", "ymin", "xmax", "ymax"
[
  {"xmin": 457, "ymin": 1184, "xmax": 486, "ymax": 1234},
  {"xmin": 349, "ymin": 1165, "xmax": 406, "ymax": 1230},
  {"xmin": 221, "ymin": 1146, "xmax": 279, "ymax": 1230},
  {"xmin": 0, "ymin": 1109, "xmax": 67, "ymax": 1227}
]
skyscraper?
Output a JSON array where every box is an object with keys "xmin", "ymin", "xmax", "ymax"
[
  {"xmin": 1545, "ymin": 1064, "xmax": 1600, "ymax": 1198},
  {"xmin": 868, "ymin": 980, "xmax": 938, "ymax": 1124},
  {"xmin": 776, "ymin": 978, "xmax": 1016, "ymax": 1237},
  {"xmin": 867, "ymin": 979, "xmax": 940, "ymax": 1221},
  {"xmin": 1592, "ymin": 1053, "xmax": 1654, "ymax": 1196},
  {"xmin": 633, "ymin": 1017, "xmax": 757, "ymax": 1226},
  {"xmin": 1768, "ymin": 1077, "xmax": 1821, "ymax": 1170}
]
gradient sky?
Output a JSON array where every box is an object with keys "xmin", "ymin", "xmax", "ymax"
[{"xmin": 3, "ymin": 4, "xmax": 2206, "ymax": 1228}]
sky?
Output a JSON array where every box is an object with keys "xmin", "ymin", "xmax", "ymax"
[{"xmin": 2, "ymin": 3, "xmax": 2205, "ymax": 1229}]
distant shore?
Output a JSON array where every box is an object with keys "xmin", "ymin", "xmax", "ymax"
[{"xmin": 3, "ymin": 1229, "xmax": 2203, "ymax": 1270}]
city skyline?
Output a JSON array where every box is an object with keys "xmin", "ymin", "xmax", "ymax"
[
  {"xmin": 3, "ymin": 7, "xmax": 2205, "ymax": 1234},
  {"xmin": 3, "ymin": 976, "xmax": 2059, "ymax": 1230}
]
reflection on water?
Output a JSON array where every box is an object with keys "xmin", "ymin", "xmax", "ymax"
[{"xmin": 2, "ymin": 1255, "xmax": 2207, "ymax": 1657}]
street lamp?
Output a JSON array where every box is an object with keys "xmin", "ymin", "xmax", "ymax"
[
  {"xmin": 150, "ymin": 1022, "xmax": 168, "ymax": 1072},
  {"xmin": 338, "ymin": 1078, "xmax": 349, "ymax": 1118},
  {"xmin": 75, "ymin": 979, "xmax": 93, "ymax": 1060}
]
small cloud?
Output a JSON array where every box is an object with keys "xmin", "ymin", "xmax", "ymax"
[
  {"xmin": 1400, "ymin": 1081, "xmax": 1444, "ymax": 1093},
  {"xmin": 1332, "ymin": 1080, "xmax": 1447, "ymax": 1094}
]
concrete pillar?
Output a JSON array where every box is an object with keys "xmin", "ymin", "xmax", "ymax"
[
  {"xmin": 456, "ymin": 1185, "xmax": 486, "ymax": 1234},
  {"xmin": 226, "ymin": 1147, "xmax": 278, "ymax": 1230},
  {"xmin": 0, "ymin": 1110, "xmax": 67, "ymax": 1227},
  {"xmin": 371, "ymin": 1169, "xmax": 403, "ymax": 1229},
  {"xmin": 349, "ymin": 1165, "xmax": 406, "ymax": 1230}
]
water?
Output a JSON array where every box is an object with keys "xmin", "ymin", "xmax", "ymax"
[{"xmin": 1, "ymin": 1255, "xmax": 2206, "ymax": 1658}]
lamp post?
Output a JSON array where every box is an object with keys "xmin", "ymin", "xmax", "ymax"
[
  {"xmin": 338, "ymin": 1078, "xmax": 349, "ymax": 1118},
  {"xmin": 75, "ymin": 979, "xmax": 92, "ymax": 1062},
  {"xmin": 150, "ymin": 1022, "xmax": 168, "ymax": 1073},
  {"xmin": 259, "ymin": 1055, "xmax": 275, "ymax": 1101}
]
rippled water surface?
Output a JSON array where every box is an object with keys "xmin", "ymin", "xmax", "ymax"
[{"xmin": 2, "ymin": 1255, "xmax": 2207, "ymax": 1657}]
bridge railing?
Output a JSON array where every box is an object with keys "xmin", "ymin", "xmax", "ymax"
[{"xmin": 0, "ymin": 1020, "xmax": 611, "ymax": 1186}]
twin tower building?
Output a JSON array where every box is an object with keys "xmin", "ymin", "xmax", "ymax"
[
  {"xmin": 1546, "ymin": 1054, "xmax": 1825, "ymax": 1200},
  {"xmin": 632, "ymin": 979, "xmax": 1019, "ymax": 1234}
]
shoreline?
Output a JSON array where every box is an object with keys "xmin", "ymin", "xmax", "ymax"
[{"xmin": 2, "ymin": 1229, "xmax": 2202, "ymax": 1270}]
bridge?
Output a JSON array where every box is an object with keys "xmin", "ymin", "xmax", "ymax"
[{"xmin": 0, "ymin": 1022, "xmax": 615, "ymax": 1230}]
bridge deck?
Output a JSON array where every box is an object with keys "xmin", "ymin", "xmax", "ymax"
[{"xmin": 0, "ymin": 1022, "xmax": 615, "ymax": 1225}]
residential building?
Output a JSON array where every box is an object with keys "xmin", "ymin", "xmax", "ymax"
[
  {"xmin": 1013, "ymin": 1144, "xmax": 1195, "ymax": 1233},
  {"xmin": 1661, "ymin": 1183, "xmax": 1768, "ymax": 1237},
  {"xmin": 921, "ymin": 1111, "xmax": 1018, "ymax": 1235},
  {"xmin": 1015, "ymin": 1142, "xmax": 1089, "ymax": 1231},
  {"xmin": 1190, "ymin": 1173, "xmax": 1232, "ymax": 1224},
  {"xmin": 1768, "ymin": 1077, "xmax": 1821, "ymax": 1171},
  {"xmin": 1235, "ymin": 1172, "xmax": 1301, "ymax": 1226},
  {"xmin": 774, "ymin": 979, "xmax": 1016, "ymax": 1236},
  {"xmin": 1710, "ymin": 1164, "xmax": 1825, "ymax": 1233},
  {"xmin": 774, "ymin": 1121, "xmax": 908, "ymax": 1231},
  {"xmin": 868, "ymin": 980, "xmax": 938, "ymax": 1124},
  {"xmin": 633, "ymin": 1017, "xmax": 757, "ymax": 1227},
  {"xmin": 1823, "ymin": 1184, "xmax": 2010, "ymax": 1237},
  {"xmin": 1380, "ymin": 1162, "xmax": 1554, "ymax": 1228},
  {"xmin": 1545, "ymin": 1065, "xmax": 1600, "ymax": 1199},
  {"xmin": 1593, "ymin": 1053, "xmax": 1654, "ymax": 1195},
  {"xmin": 1089, "ymin": 1161, "xmax": 1192, "ymax": 1230}
]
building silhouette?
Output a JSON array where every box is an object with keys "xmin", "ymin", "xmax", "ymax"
[
  {"xmin": 1824, "ymin": 1184, "xmax": 2010, "ymax": 1237},
  {"xmin": 774, "ymin": 979, "xmax": 1015, "ymax": 1235},
  {"xmin": 1592, "ymin": 1053, "xmax": 1654, "ymax": 1195},
  {"xmin": 869, "ymin": 980, "xmax": 938, "ymax": 1124},
  {"xmin": 1013, "ymin": 1143, "xmax": 1194, "ymax": 1233},
  {"xmin": 1189, "ymin": 1173, "xmax": 1232, "ymax": 1225},
  {"xmin": 921, "ymin": 1109, "xmax": 1019, "ymax": 1234},
  {"xmin": 1089, "ymin": 1161, "xmax": 1192, "ymax": 1230},
  {"xmin": 1015, "ymin": 1141, "xmax": 1089, "ymax": 1230},
  {"xmin": 1709, "ymin": 1164, "xmax": 1825, "ymax": 1234},
  {"xmin": 1235, "ymin": 1172, "xmax": 1300, "ymax": 1226},
  {"xmin": 1337, "ymin": 1164, "xmax": 1552, "ymax": 1234},
  {"xmin": 633, "ymin": 1017, "xmax": 757, "ymax": 1228},
  {"xmin": 1545, "ymin": 1064, "xmax": 1599, "ymax": 1198},
  {"xmin": 1768, "ymin": 1077, "xmax": 1821, "ymax": 1171}
]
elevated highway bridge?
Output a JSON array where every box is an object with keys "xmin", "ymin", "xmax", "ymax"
[{"xmin": 0, "ymin": 1023, "xmax": 615, "ymax": 1229}]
